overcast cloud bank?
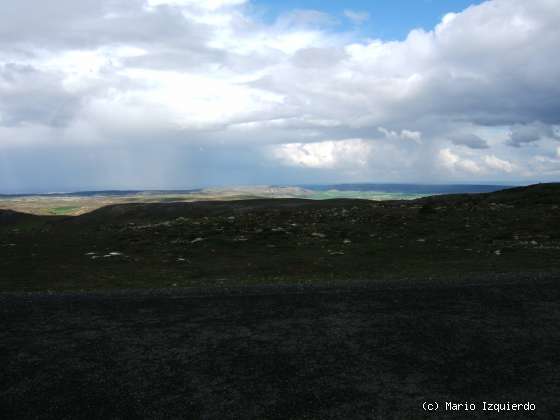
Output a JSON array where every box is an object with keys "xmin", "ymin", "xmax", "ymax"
[{"xmin": 0, "ymin": 0, "xmax": 559, "ymax": 192}]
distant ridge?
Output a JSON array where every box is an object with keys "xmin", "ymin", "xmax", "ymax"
[
  {"xmin": 297, "ymin": 183, "xmax": 512, "ymax": 195},
  {"xmin": 0, "ymin": 189, "xmax": 204, "ymax": 198}
]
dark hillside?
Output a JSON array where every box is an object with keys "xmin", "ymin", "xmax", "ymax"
[
  {"xmin": 66, "ymin": 198, "xmax": 371, "ymax": 226},
  {"xmin": 484, "ymin": 182, "xmax": 560, "ymax": 204},
  {"xmin": 0, "ymin": 209, "xmax": 46, "ymax": 227},
  {"xmin": 417, "ymin": 182, "xmax": 560, "ymax": 206},
  {"xmin": 0, "ymin": 209, "xmax": 32, "ymax": 223},
  {"xmin": 2, "ymin": 183, "xmax": 560, "ymax": 292}
]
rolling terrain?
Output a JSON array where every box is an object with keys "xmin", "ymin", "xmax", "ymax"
[
  {"xmin": 0, "ymin": 184, "xmax": 506, "ymax": 216},
  {"xmin": 0, "ymin": 183, "xmax": 559, "ymax": 291}
]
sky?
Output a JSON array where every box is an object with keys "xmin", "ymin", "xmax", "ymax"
[
  {"xmin": 0, "ymin": 0, "xmax": 559, "ymax": 193},
  {"xmin": 256, "ymin": 0, "xmax": 485, "ymax": 39}
]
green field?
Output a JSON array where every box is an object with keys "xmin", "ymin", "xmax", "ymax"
[
  {"xmin": 48, "ymin": 206, "xmax": 82, "ymax": 215},
  {"xmin": 306, "ymin": 190, "xmax": 431, "ymax": 201}
]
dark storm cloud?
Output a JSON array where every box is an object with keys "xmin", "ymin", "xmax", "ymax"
[{"xmin": 506, "ymin": 122, "xmax": 560, "ymax": 148}]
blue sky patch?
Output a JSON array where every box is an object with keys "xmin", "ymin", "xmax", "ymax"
[{"xmin": 254, "ymin": 0, "xmax": 485, "ymax": 40}]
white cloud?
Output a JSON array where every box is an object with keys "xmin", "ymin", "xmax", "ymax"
[
  {"xmin": 344, "ymin": 10, "xmax": 370, "ymax": 25},
  {"xmin": 438, "ymin": 148, "xmax": 459, "ymax": 169},
  {"xmin": 146, "ymin": 0, "xmax": 247, "ymax": 10},
  {"xmin": 438, "ymin": 148, "xmax": 483, "ymax": 174},
  {"xmin": 378, "ymin": 127, "xmax": 422, "ymax": 144},
  {"xmin": 401, "ymin": 130, "xmax": 423, "ymax": 144},
  {"xmin": 460, "ymin": 159, "xmax": 483, "ymax": 174},
  {"xmin": 483, "ymin": 155, "xmax": 515, "ymax": 172},
  {"xmin": 272, "ymin": 139, "xmax": 371, "ymax": 169}
]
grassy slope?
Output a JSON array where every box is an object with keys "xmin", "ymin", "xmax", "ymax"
[{"xmin": 1, "ymin": 183, "xmax": 559, "ymax": 291}]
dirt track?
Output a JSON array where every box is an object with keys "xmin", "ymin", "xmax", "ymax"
[{"xmin": 2, "ymin": 276, "xmax": 560, "ymax": 419}]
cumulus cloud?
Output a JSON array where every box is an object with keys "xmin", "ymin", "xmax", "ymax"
[
  {"xmin": 438, "ymin": 148, "xmax": 483, "ymax": 174},
  {"xmin": 272, "ymin": 139, "xmax": 371, "ymax": 169},
  {"xmin": 439, "ymin": 148, "xmax": 520, "ymax": 177},
  {"xmin": 483, "ymin": 155, "xmax": 515, "ymax": 173},
  {"xmin": 1, "ymin": 0, "xmax": 560, "ymax": 191}
]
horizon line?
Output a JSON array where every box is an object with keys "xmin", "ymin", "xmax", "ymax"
[{"xmin": 0, "ymin": 181, "xmax": 538, "ymax": 197}]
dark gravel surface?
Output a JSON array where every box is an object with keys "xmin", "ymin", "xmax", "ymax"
[{"xmin": 2, "ymin": 275, "xmax": 560, "ymax": 419}]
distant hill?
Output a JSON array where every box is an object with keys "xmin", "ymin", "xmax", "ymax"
[
  {"xmin": 0, "ymin": 189, "xmax": 204, "ymax": 198},
  {"xmin": 417, "ymin": 183, "xmax": 560, "ymax": 205},
  {"xmin": 484, "ymin": 183, "xmax": 560, "ymax": 204},
  {"xmin": 0, "ymin": 209, "xmax": 38, "ymax": 225},
  {"xmin": 301, "ymin": 183, "xmax": 510, "ymax": 194}
]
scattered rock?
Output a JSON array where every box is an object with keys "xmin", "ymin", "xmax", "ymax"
[
  {"xmin": 328, "ymin": 250, "xmax": 345, "ymax": 256},
  {"xmin": 101, "ymin": 251, "xmax": 125, "ymax": 258}
]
